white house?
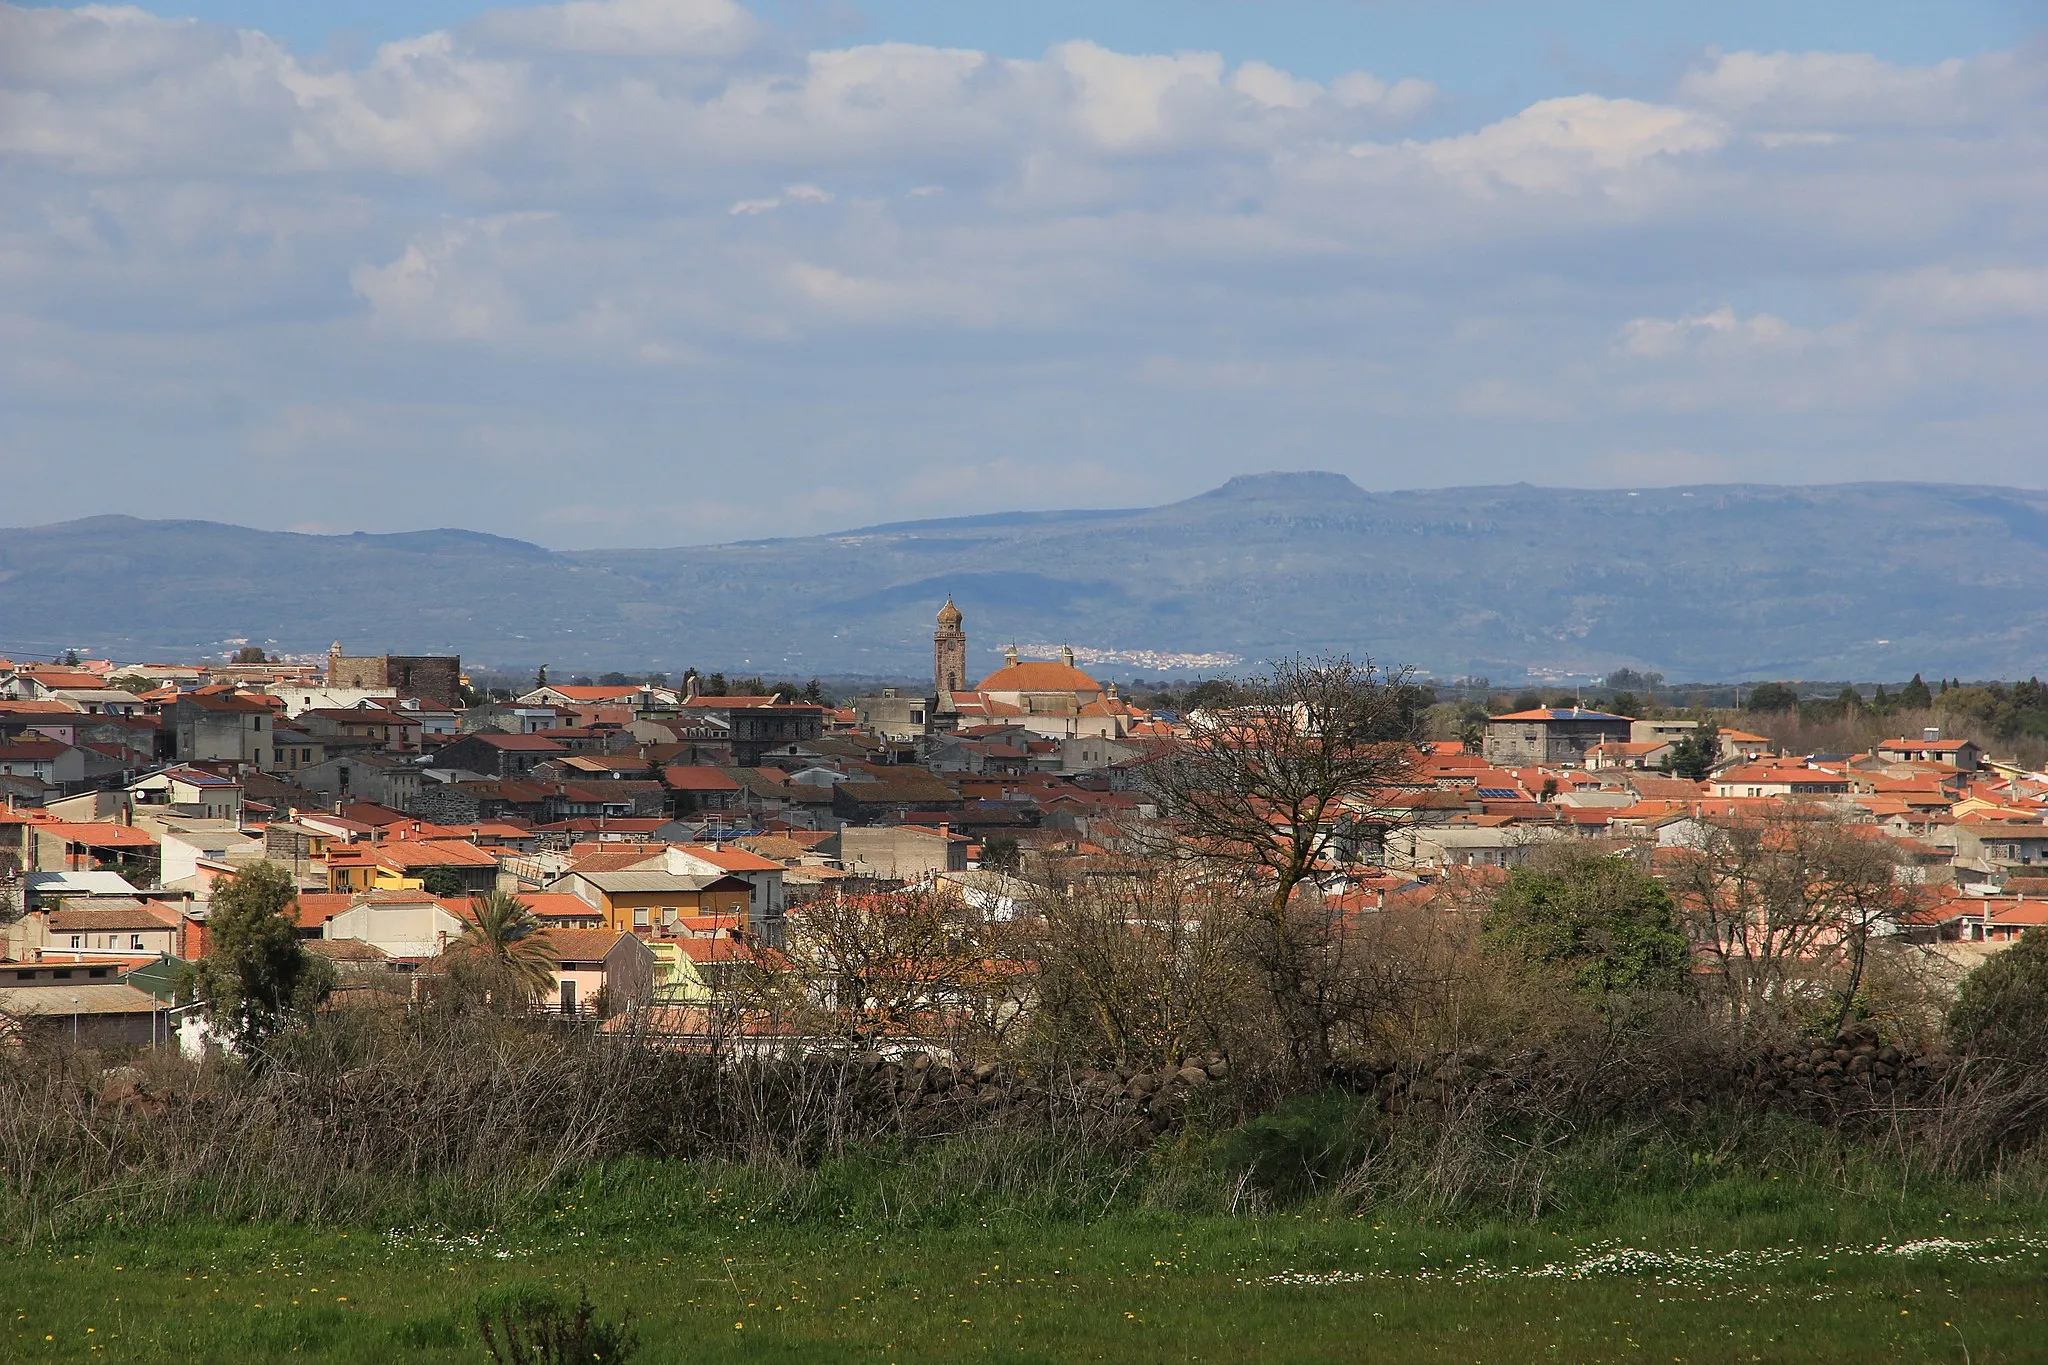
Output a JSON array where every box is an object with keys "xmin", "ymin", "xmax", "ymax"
[
  {"xmin": 128, "ymin": 767, "xmax": 244, "ymax": 823},
  {"xmin": 323, "ymin": 891, "xmax": 467, "ymax": 960}
]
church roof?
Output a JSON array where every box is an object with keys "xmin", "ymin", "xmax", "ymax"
[
  {"xmin": 975, "ymin": 661, "xmax": 1103, "ymax": 694},
  {"xmin": 936, "ymin": 598, "xmax": 963, "ymax": 628}
]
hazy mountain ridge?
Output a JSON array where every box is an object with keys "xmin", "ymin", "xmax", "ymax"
[{"xmin": 4, "ymin": 477, "xmax": 2046, "ymax": 680}]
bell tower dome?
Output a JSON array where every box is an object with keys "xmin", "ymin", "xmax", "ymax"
[{"xmin": 933, "ymin": 597, "xmax": 967, "ymax": 697}]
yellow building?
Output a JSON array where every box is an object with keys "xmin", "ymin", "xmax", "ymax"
[{"xmin": 548, "ymin": 870, "xmax": 752, "ymax": 937}]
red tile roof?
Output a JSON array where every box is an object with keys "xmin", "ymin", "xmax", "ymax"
[
  {"xmin": 662, "ymin": 765, "xmax": 740, "ymax": 791},
  {"xmin": 547, "ymin": 928, "xmax": 637, "ymax": 961},
  {"xmin": 465, "ymin": 733, "xmax": 568, "ymax": 752},
  {"xmin": 31, "ymin": 821, "xmax": 159, "ymax": 848}
]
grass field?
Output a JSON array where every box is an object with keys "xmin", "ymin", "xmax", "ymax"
[{"xmin": 4, "ymin": 1148, "xmax": 2045, "ymax": 1363}]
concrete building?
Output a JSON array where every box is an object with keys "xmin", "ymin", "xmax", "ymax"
[
  {"xmin": 172, "ymin": 689, "xmax": 275, "ymax": 766},
  {"xmin": 1876, "ymin": 731, "xmax": 1982, "ymax": 772},
  {"xmin": 850, "ymin": 689, "xmax": 935, "ymax": 742},
  {"xmin": 543, "ymin": 928, "xmax": 655, "ymax": 1017},
  {"xmin": 323, "ymin": 891, "xmax": 468, "ymax": 960},
  {"xmin": 839, "ymin": 825, "xmax": 969, "ymax": 880}
]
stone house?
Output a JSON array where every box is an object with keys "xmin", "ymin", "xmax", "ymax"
[
  {"xmin": 326, "ymin": 646, "xmax": 463, "ymax": 709},
  {"xmin": 432, "ymin": 733, "xmax": 568, "ymax": 779},
  {"xmin": 1482, "ymin": 708, "xmax": 1633, "ymax": 766}
]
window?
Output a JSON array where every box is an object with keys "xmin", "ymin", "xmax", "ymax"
[
  {"xmin": 662, "ymin": 907, "xmax": 677, "ymax": 926},
  {"xmin": 70, "ymin": 934, "xmax": 82, "ymax": 948},
  {"xmin": 633, "ymin": 908, "xmax": 649, "ymax": 928},
  {"xmin": 131, "ymin": 934, "xmax": 145, "ymax": 950}
]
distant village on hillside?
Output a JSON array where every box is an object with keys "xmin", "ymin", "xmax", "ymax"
[{"xmin": 3, "ymin": 599, "xmax": 2046, "ymax": 1047}]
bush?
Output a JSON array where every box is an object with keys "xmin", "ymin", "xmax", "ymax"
[
  {"xmin": 1948, "ymin": 929, "xmax": 2048, "ymax": 1058},
  {"xmin": 477, "ymin": 1284, "xmax": 636, "ymax": 1365},
  {"xmin": 1483, "ymin": 848, "xmax": 1690, "ymax": 1001},
  {"xmin": 1213, "ymin": 1091, "xmax": 1377, "ymax": 1205}
]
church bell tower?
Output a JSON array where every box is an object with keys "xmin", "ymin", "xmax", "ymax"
[{"xmin": 934, "ymin": 597, "xmax": 967, "ymax": 697}]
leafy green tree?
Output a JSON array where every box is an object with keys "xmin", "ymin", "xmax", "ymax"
[
  {"xmin": 446, "ymin": 891, "xmax": 560, "ymax": 1009},
  {"xmin": 1605, "ymin": 668, "xmax": 1663, "ymax": 694},
  {"xmin": 419, "ymin": 867, "xmax": 470, "ymax": 898},
  {"xmin": 1898, "ymin": 674, "xmax": 1934, "ymax": 709},
  {"xmin": 1182, "ymin": 678, "xmax": 1243, "ymax": 712},
  {"xmin": 1663, "ymin": 727, "xmax": 1721, "ymax": 781},
  {"xmin": 1745, "ymin": 682, "xmax": 1799, "ymax": 713},
  {"xmin": 1947, "ymin": 929, "xmax": 2048, "ymax": 1058},
  {"xmin": 980, "ymin": 835, "xmax": 1022, "ymax": 876},
  {"xmin": 1453, "ymin": 701, "xmax": 1486, "ymax": 753},
  {"xmin": 598, "ymin": 671, "xmax": 633, "ymax": 687},
  {"xmin": 1484, "ymin": 848, "xmax": 1691, "ymax": 1000},
  {"xmin": 232, "ymin": 645, "xmax": 270, "ymax": 664},
  {"xmin": 191, "ymin": 861, "xmax": 333, "ymax": 1053}
]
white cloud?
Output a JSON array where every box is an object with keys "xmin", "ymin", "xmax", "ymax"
[
  {"xmin": 1417, "ymin": 95, "xmax": 1727, "ymax": 195},
  {"xmin": 0, "ymin": 1, "xmax": 2043, "ymax": 541},
  {"xmin": 1677, "ymin": 49, "xmax": 1996, "ymax": 128},
  {"xmin": 729, "ymin": 183, "xmax": 833, "ymax": 214},
  {"xmin": 466, "ymin": 0, "xmax": 760, "ymax": 58},
  {"xmin": 1617, "ymin": 306, "xmax": 1809, "ymax": 358},
  {"xmin": 1869, "ymin": 267, "xmax": 2048, "ymax": 324}
]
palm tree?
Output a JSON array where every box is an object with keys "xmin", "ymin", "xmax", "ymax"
[{"xmin": 447, "ymin": 890, "xmax": 560, "ymax": 1008}]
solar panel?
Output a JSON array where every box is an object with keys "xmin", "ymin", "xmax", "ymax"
[{"xmin": 1477, "ymin": 787, "xmax": 1523, "ymax": 800}]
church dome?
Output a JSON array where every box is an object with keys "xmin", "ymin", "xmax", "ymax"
[
  {"xmin": 936, "ymin": 598, "xmax": 963, "ymax": 628},
  {"xmin": 975, "ymin": 660, "xmax": 1103, "ymax": 695}
]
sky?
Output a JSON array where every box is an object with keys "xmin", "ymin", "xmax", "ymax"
[{"xmin": 3, "ymin": 0, "xmax": 2044, "ymax": 548}]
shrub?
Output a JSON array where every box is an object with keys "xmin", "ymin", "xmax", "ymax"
[
  {"xmin": 1948, "ymin": 929, "xmax": 2048, "ymax": 1058},
  {"xmin": 1214, "ymin": 1091, "xmax": 1377, "ymax": 1205},
  {"xmin": 476, "ymin": 1284, "xmax": 636, "ymax": 1365},
  {"xmin": 1484, "ymin": 848, "xmax": 1689, "ymax": 1000}
]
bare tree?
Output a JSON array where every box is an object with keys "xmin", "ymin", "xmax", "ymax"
[
  {"xmin": 1665, "ymin": 803, "xmax": 1924, "ymax": 1039},
  {"xmin": 775, "ymin": 885, "xmax": 999, "ymax": 1047},
  {"xmin": 1023, "ymin": 863, "xmax": 1254, "ymax": 1068},
  {"xmin": 1135, "ymin": 654, "xmax": 1424, "ymax": 1074}
]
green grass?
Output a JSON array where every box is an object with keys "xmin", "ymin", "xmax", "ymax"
[{"xmin": 5, "ymin": 1146, "xmax": 2047, "ymax": 1363}]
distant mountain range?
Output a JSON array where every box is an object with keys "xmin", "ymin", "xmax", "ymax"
[{"xmin": 4, "ymin": 475, "xmax": 2047, "ymax": 682}]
